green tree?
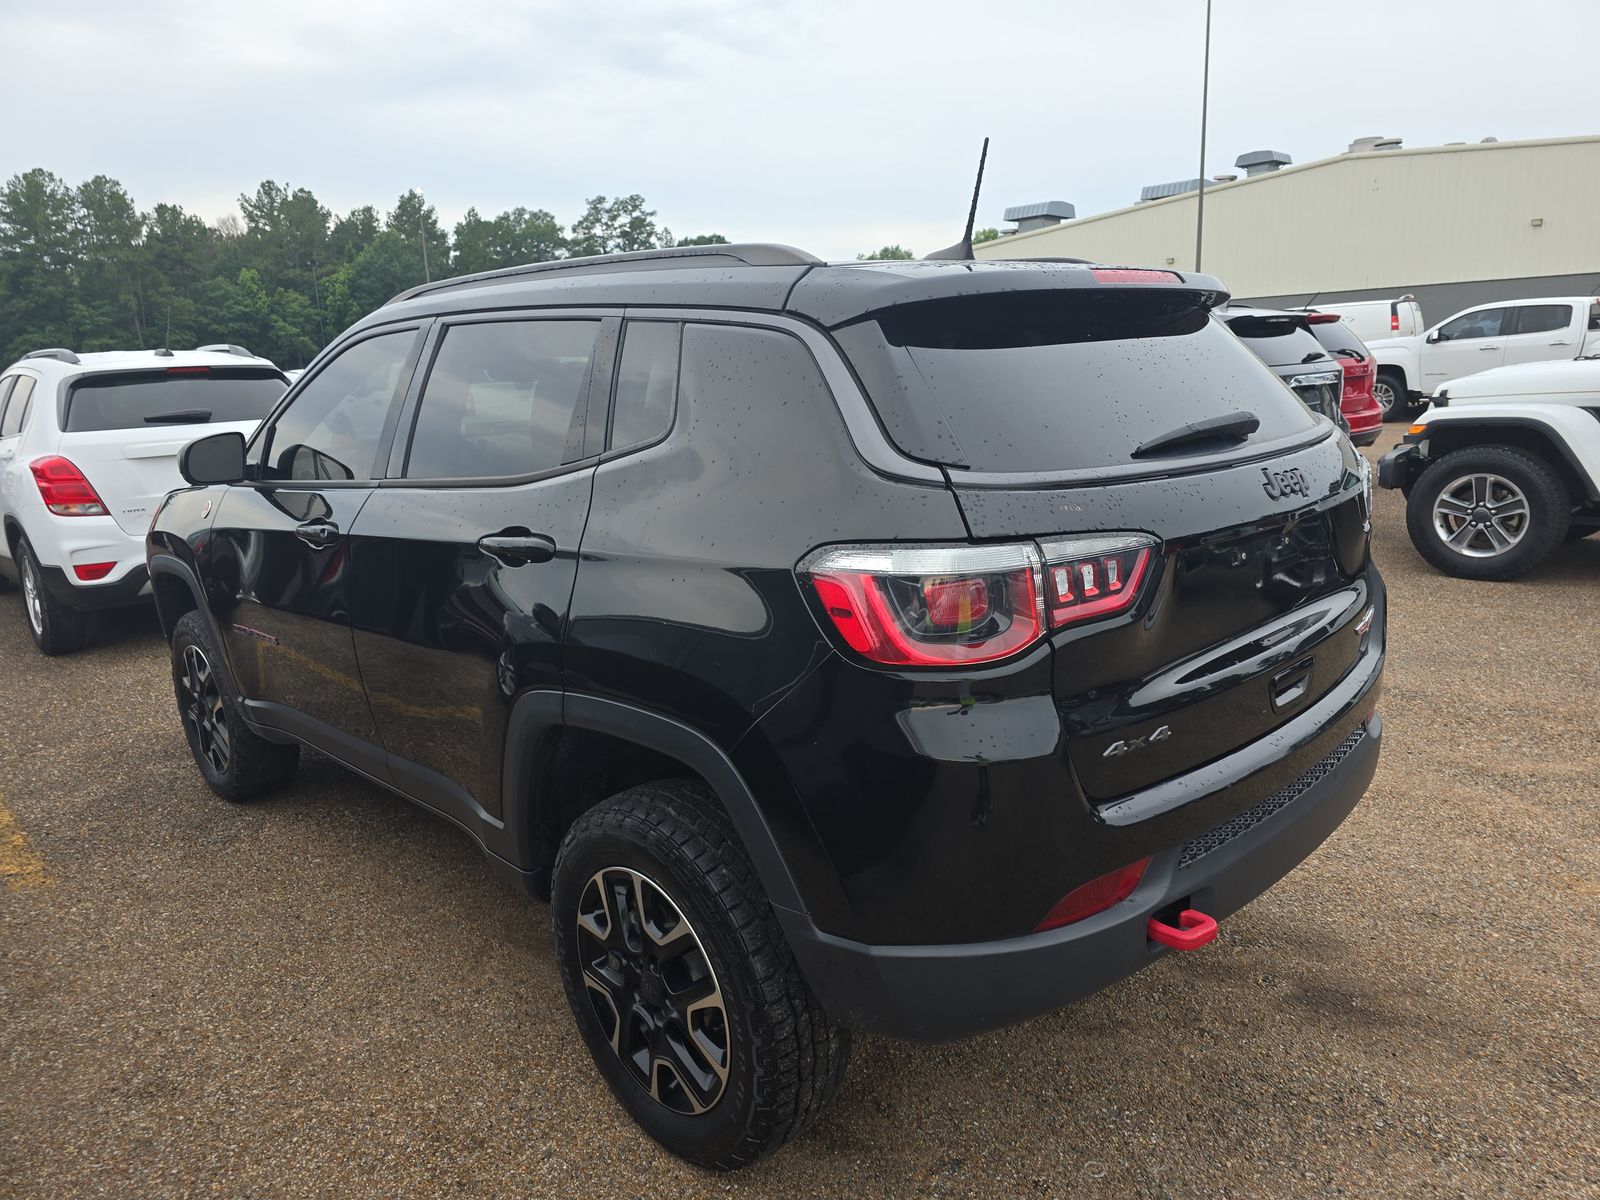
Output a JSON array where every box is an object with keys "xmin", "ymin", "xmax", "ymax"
[
  {"xmin": 386, "ymin": 190, "xmax": 448, "ymax": 281},
  {"xmin": 672, "ymin": 233, "xmax": 730, "ymax": 246},
  {"xmin": 453, "ymin": 206, "xmax": 566, "ymax": 274},
  {"xmin": 0, "ymin": 169, "xmax": 81, "ymax": 362},
  {"xmin": 73, "ymin": 175, "xmax": 148, "ymax": 348},
  {"xmin": 568, "ymin": 194, "xmax": 664, "ymax": 257},
  {"xmin": 972, "ymin": 227, "xmax": 1000, "ymax": 244},
  {"xmin": 322, "ymin": 230, "xmax": 427, "ymax": 332},
  {"xmin": 856, "ymin": 244, "xmax": 914, "ymax": 260},
  {"xmin": 329, "ymin": 205, "xmax": 379, "ymax": 263}
]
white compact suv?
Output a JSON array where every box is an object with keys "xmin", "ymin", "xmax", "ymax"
[{"xmin": 0, "ymin": 345, "xmax": 286, "ymax": 653}]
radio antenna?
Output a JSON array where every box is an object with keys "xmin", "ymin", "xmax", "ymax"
[{"xmin": 923, "ymin": 136, "xmax": 989, "ymax": 261}]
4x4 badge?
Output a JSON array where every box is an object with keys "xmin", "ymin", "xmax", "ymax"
[
  {"xmin": 1102, "ymin": 725, "xmax": 1172, "ymax": 758},
  {"xmin": 1261, "ymin": 466, "xmax": 1310, "ymax": 500}
]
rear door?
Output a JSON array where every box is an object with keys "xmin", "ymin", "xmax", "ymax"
[
  {"xmin": 1423, "ymin": 306, "xmax": 1508, "ymax": 386},
  {"xmin": 210, "ymin": 325, "xmax": 424, "ymax": 749},
  {"xmin": 1503, "ymin": 303, "xmax": 1576, "ymax": 366},
  {"xmin": 56, "ymin": 367, "xmax": 287, "ymax": 534},
  {"xmin": 349, "ymin": 312, "xmax": 610, "ymax": 820},
  {"xmin": 833, "ymin": 288, "xmax": 1372, "ymax": 799}
]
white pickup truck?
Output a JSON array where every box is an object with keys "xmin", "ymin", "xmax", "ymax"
[{"xmin": 1365, "ymin": 295, "xmax": 1600, "ymax": 417}]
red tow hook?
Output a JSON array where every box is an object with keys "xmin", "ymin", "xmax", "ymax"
[{"xmin": 1147, "ymin": 909, "xmax": 1218, "ymax": 951}]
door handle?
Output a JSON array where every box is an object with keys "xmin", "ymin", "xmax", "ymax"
[
  {"xmin": 294, "ymin": 520, "xmax": 339, "ymax": 549},
  {"xmin": 1549, "ymin": 341, "xmax": 1572, "ymax": 347},
  {"xmin": 1478, "ymin": 344, "xmax": 1499, "ymax": 351},
  {"xmin": 478, "ymin": 529, "xmax": 557, "ymax": 566}
]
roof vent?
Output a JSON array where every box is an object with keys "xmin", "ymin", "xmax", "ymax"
[
  {"xmin": 1480, "ymin": 136, "xmax": 1498, "ymax": 143},
  {"xmin": 1002, "ymin": 201, "xmax": 1075, "ymax": 233},
  {"xmin": 1234, "ymin": 149, "xmax": 1292, "ymax": 176},
  {"xmin": 1138, "ymin": 179, "xmax": 1204, "ymax": 203},
  {"xmin": 1347, "ymin": 136, "xmax": 1403, "ymax": 154}
]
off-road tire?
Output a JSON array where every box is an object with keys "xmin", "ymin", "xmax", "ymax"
[
  {"xmin": 552, "ymin": 780, "xmax": 850, "ymax": 1170},
  {"xmin": 1406, "ymin": 446, "xmax": 1570, "ymax": 580},
  {"xmin": 170, "ymin": 610, "xmax": 299, "ymax": 800},
  {"xmin": 17, "ymin": 536, "xmax": 88, "ymax": 655}
]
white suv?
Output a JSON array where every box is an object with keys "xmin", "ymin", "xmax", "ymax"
[{"xmin": 0, "ymin": 345, "xmax": 286, "ymax": 654}]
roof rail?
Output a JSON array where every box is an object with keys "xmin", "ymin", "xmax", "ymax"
[
  {"xmin": 387, "ymin": 242, "xmax": 823, "ymax": 307},
  {"xmin": 196, "ymin": 343, "xmax": 255, "ymax": 358},
  {"xmin": 23, "ymin": 347, "xmax": 81, "ymax": 365}
]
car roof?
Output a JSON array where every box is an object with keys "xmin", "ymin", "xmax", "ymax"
[
  {"xmin": 366, "ymin": 243, "xmax": 1230, "ymax": 334},
  {"xmin": 6, "ymin": 346, "xmax": 280, "ymax": 377}
]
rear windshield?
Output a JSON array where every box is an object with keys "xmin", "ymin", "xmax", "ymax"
[
  {"xmin": 1223, "ymin": 313, "xmax": 1333, "ymax": 369},
  {"xmin": 1307, "ymin": 321, "xmax": 1371, "ymax": 360},
  {"xmin": 65, "ymin": 368, "xmax": 286, "ymax": 433},
  {"xmin": 833, "ymin": 292, "xmax": 1319, "ymax": 472}
]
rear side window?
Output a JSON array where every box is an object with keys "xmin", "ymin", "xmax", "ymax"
[
  {"xmin": 1224, "ymin": 314, "xmax": 1331, "ymax": 368},
  {"xmin": 1511, "ymin": 304, "xmax": 1571, "ymax": 336},
  {"xmin": 261, "ymin": 330, "xmax": 416, "ymax": 481},
  {"xmin": 610, "ymin": 321, "xmax": 680, "ymax": 450},
  {"xmin": 835, "ymin": 292, "xmax": 1318, "ymax": 472},
  {"xmin": 1308, "ymin": 321, "xmax": 1371, "ymax": 360},
  {"xmin": 0, "ymin": 376, "xmax": 30, "ymax": 436},
  {"xmin": 405, "ymin": 319, "xmax": 598, "ymax": 480},
  {"xmin": 65, "ymin": 369, "xmax": 285, "ymax": 433}
]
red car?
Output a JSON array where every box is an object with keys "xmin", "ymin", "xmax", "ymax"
[{"xmin": 1304, "ymin": 312, "xmax": 1383, "ymax": 446}]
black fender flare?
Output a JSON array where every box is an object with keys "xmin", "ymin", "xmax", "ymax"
[
  {"xmin": 502, "ymin": 691, "xmax": 808, "ymax": 914},
  {"xmin": 147, "ymin": 553, "xmax": 248, "ymax": 701}
]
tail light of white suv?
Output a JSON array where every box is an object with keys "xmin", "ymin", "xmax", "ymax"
[
  {"xmin": 30, "ymin": 456, "xmax": 109, "ymax": 517},
  {"xmin": 801, "ymin": 534, "xmax": 1158, "ymax": 667}
]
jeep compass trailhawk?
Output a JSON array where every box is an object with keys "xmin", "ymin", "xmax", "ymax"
[{"xmin": 148, "ymin": 244, "xmax": 1385, "ymax": 1168}]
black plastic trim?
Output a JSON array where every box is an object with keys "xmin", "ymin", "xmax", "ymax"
[
  {"xmin": 35, "ymin": 562, "xmax": 150, "ymax": 611},
  {"xmin": 1409, "ymin": 415, "xmax": 1600, "ymax": 500}
]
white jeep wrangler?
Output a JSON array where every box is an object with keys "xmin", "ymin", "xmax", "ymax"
[{"xmin": 1377, "ymin": 357, "xmax": 1600, "ymax": 579}]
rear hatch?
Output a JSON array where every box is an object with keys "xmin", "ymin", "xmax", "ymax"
[
  {"xmin": 57, "ymin": 366, "xmax": 286, "ymax": 534},
  {"xmin": 1224, "ymin": 311, "xmax": 1345, "ymax": 427},
  {"xmin": 832, "ymin": 286, "xmax": 1374, "ymax": 802},
  {"xmin": 1305, "ymin": 314, "xmax": 1376, "ymax": 409}
]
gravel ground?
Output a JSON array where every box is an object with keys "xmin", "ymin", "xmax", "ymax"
[{"xmin": 2, "ymin": 430, "xmax": 1597, "ymax": 1199}]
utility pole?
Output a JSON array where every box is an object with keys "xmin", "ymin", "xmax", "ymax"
[
  {"xmin": 1195, "ymin": 0, "xmax": 1212, "ymax": 272},
  {"xmin": 417, "ymin": 186, "xmax": 431, "ymax": 283}
]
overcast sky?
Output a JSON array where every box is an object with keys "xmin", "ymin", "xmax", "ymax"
[{"xmin": 5, "ymin": 0, "xmax": 1597, "ymax": 259}]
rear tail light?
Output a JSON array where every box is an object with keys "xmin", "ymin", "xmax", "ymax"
[
  {"xmin": 30, "ymin": 457, "xmax": 108, "ymax": 516},
  {"xmin": 1391, "ymin": 309, "xmax": 1400, "ymax": 331},
  {"xmin": 73, "ymin": 562, "xmax": 116, "ymax": 581},
  {"xmin": 1039, "ymin": 534, "xmax": 1156, "ymax": 627},
  {"xmin": 801, "ymin": 534, "xmax": 1158, "ymax": 667},
  {"xmin": 802, "ymin": 543, "xmax": 1044, "ymax": 666},
  {"xmin": 1035, "ymin": 857, "xmax": 1151, "ymax": 932}
]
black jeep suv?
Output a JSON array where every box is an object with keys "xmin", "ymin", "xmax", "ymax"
[{"xmin": 148, "ymin": 245, "xmax": 1385, "ymax": 1169}]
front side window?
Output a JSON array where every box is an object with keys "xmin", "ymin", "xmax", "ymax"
[
  {"xmin": 1438, "ymin": 309, "xmax": 1506, "ymax": 341},
  {"xmin": 610, "ymin": 321, "xmax": 680, "ymax": 450},
  {"xmin": 1510, "ymin": 304, "xmax": 1571, "ymax": 336},
  {"xmin": 1, "ymin": 377, "xmax": 35, "ymax": 437},
  {"xmin": 261, "ymin": 329, "xmax": 418, "ymax": 481},
  {"xmin": 405, "ymin": 319, "xmax": 598, "ymax": 480}
]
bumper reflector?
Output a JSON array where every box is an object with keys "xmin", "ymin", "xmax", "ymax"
[
  {"xmin": 72, "ymin": 562, "xmax": 117, "ymax": 581},
  {"xmin": 1034, "ymin": 857, "xmax": 1150, "ymax": 932}
]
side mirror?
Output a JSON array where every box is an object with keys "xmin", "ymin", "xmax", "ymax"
[
  {"xmin": 180, "ymin": 431, "xmax": 247, "ymax": 486},
  {"xmin": 1425, "ymin": 329, "xmax": 1442, "ymax": 344}
]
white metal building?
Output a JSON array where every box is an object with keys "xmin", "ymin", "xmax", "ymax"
[{"xmin": 974, "ymin": 135, "xmax": 1600, "ymax": 322}]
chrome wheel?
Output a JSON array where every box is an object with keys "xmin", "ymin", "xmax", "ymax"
[
  {"xmin": 1432, "ymin": 473, "xmax": 1530, "ymax": 558},
  {"xmin": 20, "ymin": 549, "xmax": 43, "ymax": 636},
  {"xmin": 1372, "ymin": 377, "xmax": 1397, "ymax": 417},
  {"xmin": 178, "ymin": 644, "xmax": 231, "ymax": 774},
  {"xmin": 575, "ymin": 866, "xmax": 729, "ymax": 1115}
]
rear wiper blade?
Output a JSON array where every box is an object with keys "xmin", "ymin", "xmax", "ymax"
[
  {"xmin": 143, "ymin": 409, "xmax": 212, "ymax": 424},
  {"xmin": 1132, "ymin": 410, "xmax": 1260, "ymax": 458}
]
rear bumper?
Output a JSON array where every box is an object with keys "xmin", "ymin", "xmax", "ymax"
[
  {"xmin": 780, "ymin": 697, "xmax": 1383, "ymax": 1042},
  {"xmin": 36, "ymin": 561, "xmax": 152, "ymax": 611}
]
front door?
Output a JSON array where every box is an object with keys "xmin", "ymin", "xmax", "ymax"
[
  {"xmin": 350, "ymin": 314, "xmax": 611, "ymax": 820},
  {"xmin": 211, "ymin": 324, "xmax": 424, "ymax": 747},
  {"xmin": 1421, "ymin": 306, "xmax": 1508, "ymax": 388}
]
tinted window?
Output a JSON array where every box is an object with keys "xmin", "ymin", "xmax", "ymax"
[
  {"xmin": 0, "ymin": 376, "xmax": 17, "ymax": 435},
  {"xmin": 64, "ymin": 369, "xmax": 283, "ymax": 433},
  {"xmin": 836, "ymin": 293, "xmax": 1318, "ymax": 472},
  {"xmin": 1510, "ymin": 304, "xmax": 1571, "ymax": 336},
  {"xmin": 611, "ymin": 321, "xmax": 680, "ymax": 449},
  {"xmin": 2, "ymin": 377, "xmax": 36, "ymax": 436},
  {"xmin": 405, "ymin": 320, "xmax": 597, "ymax": 480},
  {"xmin": 1438, "ymin": 308, "xmax": 1506, "ymax": 340},
  {"xmin": 262, "ymin": 330, "xmax": 416, "ymax": 481},
  {"xmin": 1224, "ymin": 313, "xmax": 1331, "ymax": 369},
  {"xmin": 1307, "ymin": 321, "xmax": 1370, "ymax": 360}
]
